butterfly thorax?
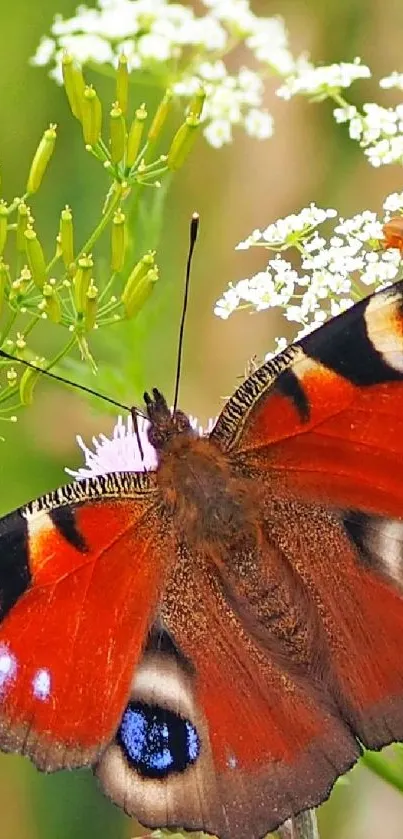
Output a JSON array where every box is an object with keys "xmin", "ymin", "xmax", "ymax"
[{"xmin": 144, "ymin": 388, "xmax": 257, "ymax": 545}]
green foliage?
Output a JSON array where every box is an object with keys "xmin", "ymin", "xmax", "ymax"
[{"xmin": 0, "ymin": 57, "xmax": 203, "ymax": 423}]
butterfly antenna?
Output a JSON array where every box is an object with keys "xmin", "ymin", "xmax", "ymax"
[
  {"xmin": 173, "ymin": 212, "xmax": 199, "ymax": 413},
  {"xmin": 131, "ymin": 407, "xmax": 145, "ymax": 463},
  {"xmin": 0, "ymin": 348, "xmax": 147, "ymax": 417}
]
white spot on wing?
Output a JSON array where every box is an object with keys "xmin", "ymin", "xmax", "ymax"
[
  {"xmin": 0, "ymin": 644, "xmax": 17, "ymax": 692},
  {"xmin": 365, "ymin": 291, "xmax": 403, "ymax": 373},
  {"xmin": 32, "ymin": 668, "xmax": 51, "ymax": 700},
  {"xmin": 373, "ymin": 520, "xmax": 403, "ymax": 582}
]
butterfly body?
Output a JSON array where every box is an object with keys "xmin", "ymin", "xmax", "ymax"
[{"xmin": 3, "ymin": 282, "xmax": 403, "ymax": 837}]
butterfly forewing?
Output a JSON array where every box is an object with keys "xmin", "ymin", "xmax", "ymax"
[{"xmin": 0, "ymin": 471, "xmax": 171, "ymax": 770}]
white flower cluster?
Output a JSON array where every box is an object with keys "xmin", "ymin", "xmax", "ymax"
[
  {"xmin": 32, "ymin": 0, "xmax": 297, "ymax": 148},
  {"xmin": 215, "ymin": 197, "xmax": 403, "ymax": 353},
  {"xmin": 273, "ymin": 55, "xmax": 403, "ymax": 169},
  {"xmin": 334, "ymin": 102, "xmax": 403, "ymax": 167},
  {"xmin": 276, "ymin": 57, "xmax": 370, "ymax": 101}
]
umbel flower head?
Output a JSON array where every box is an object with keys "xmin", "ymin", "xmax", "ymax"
[
  {"xmin": 31, "ymin": 0, "xmax": 298, "ymax": 148},
  {"xmin": 66, "ymin": 412, "xmax": 215, "ymax": 479}
]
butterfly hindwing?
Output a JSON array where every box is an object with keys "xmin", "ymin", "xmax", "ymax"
[
  {"xmin": 0, "ymin": 471, "xmax": 171, "ymax": 770},
  {"xmin": 96, "ymin": 542, "xmax": 360, "ymax": 839}
]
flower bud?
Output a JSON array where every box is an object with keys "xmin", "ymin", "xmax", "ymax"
[
  {"xmin": 111, "ymin": 208, "xmax": 126, "ymax": 272},
  {"xmin": 0, "ymin": 260, "xmax": 9, "ymax": 315},
  {"xmin": 122, "ymin": 252, "xmax": 158, "ymax": 318},
  {"xmin": 81, "ymin": 86, "xmax": 102, "ymax": 147},
  {"xmin": 84, "ymin": 281, "xmax": 98, "ymax": 331},
  {"xmin": 127, "ymin": 103, "xmax": 147, "ymax": 168},
  {"xmin": 110, "ymin": 103, "xmax": 126, "ymax": 164},
  {"xmin": 7, "ymin": 367, "xmax": 17, "ymax": 387},
  {"xmin": 188, "ymin": 87, "xmax": 206, "ymax": 119},
  {"xmin": 59, "ymin": 205, "xmax": 75, "ymax": 268},
  {"xmin": 62, "ymin": 53, "xmax": 85, "ymax": 120},
  {"xmin": 16, "ymin": 202, "xmax": 29, "ymax": 251},
  {"xmin": 148, "ymin": 90, "xmax": 172, "ymax": 144},
  {"xmin": 42, "ymin": 283, "xmax": 62, "ymax": 323},
  {"xmin": 19, "ymin": 360, "xmax": 44, "ymax": 405},
  {"xmin": 26, "ymin": 124, "xmax": 57, "ymax": 194},
  {"xmin": 24, "ymin": 227, "xmax": 47, "ymax": 289},
  {"xmin": 167, "ymin": 114, "xmax": 201, "ymax": 171},
  {"xmin": 9, "ymin": 266, "xmax": 30, "ymax": 302},
  {"xmin": 116, "ymin": 54, "xmax": 129, "ymax": 114},
  {"xmin": 0, "ymin": 201, "xmax": 8, "ymax": 256},
  {"xmin": 73, "ymin": 254, "xmax": 93, "ymax": 312}
]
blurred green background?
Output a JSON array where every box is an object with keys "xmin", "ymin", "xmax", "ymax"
[{"xmin": 1, "ymin": 0, "xmax": 403, "ymax": 837}]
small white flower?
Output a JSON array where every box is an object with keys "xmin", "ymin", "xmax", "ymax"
[
  {"xmin": 203, "ymin": 118, "xmax": 232, "ymax": 147},
  {"xmin": 380, "ymin": 72, "xmax": 403, "ymax": 91},
  {"xmin": 244, "ymin": 108, "xmax": 273, "ymax": 139},
  {"xmin": 383, "ymin": 191, "xmax": 403, "ymax": 212},
  {"xmin": 277, "ymin": 58, "xmax": 370, "ymax": 100},
  {"xmin": 31, "ymin": 36, "xmax": 56, "ymax": 66}
]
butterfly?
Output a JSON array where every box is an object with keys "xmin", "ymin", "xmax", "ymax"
[{"xmin": 1, "ymin": 278, "xmax": 403, "ymax": 839}]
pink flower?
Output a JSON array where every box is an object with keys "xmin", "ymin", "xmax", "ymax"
[{"xmin": 66, "ymin": 412, "xmax": 215, "ymax": 479}]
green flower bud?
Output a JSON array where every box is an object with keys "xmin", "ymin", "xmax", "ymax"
[
  {"xmin": 110, "ymin": 103, "xmax": 126, "ymax": 164},
  {"xmin": 26, "ymin": 124, "xmax": 57, "ymax": 194},
  {"xmin": 19, "ymin": 359, "xmax": 44, "ymax": 405},
  {"xmin": 111, "ymin": 208, "xmax": 126, "ymax": 272},
  {"xmin": 62, "ymin": 53, "xmax": 85, "ymax": 120},
  {"xmin": 127, "ymin": 103, "xmax": 147, "ymax": 168},
  {"xmin": 188, "ymin": 88, "xmax": 206, "ymax": 119},
  {"xmin": 16, "ymin": 202, "xmax": 29, "ymax": 251},
  {"xmin": 73, "ymin": 254, "xmax": 93, "ymax": 312},
  {"xmin": 116, "ymin": 54, "xmax": 129, "ymax": 114},
  {"xmin": 148, "ymin": 90, "xmax": 172, "ymax": 144},
  {"xmin": 0, "ymin": 201, "xmax": 8, "ymax": 255},
  {"xmin": 59, "ymin": 205, "xmax": 74, "ymax": 268},
  {"xmin": 6, "ymin": 367, "xmax": 17, "ymax": 387},
  {"xmin": 167, "ymin": 115, "xmax": 201, "ymax": 171},
  {"xmin": 84, "ymin": 281, "xmax": 98, "ymax": 331},
  {"xmin": 9, "ymin": 266, "xmax": 30, "ymax": 301},
  {"xmin": 82, "ymin": 86, "xmax": 102, "ymax": 147},
  {"xmin": 0, "ymin": 260, "xmax": 9, "ymax": 315},
  {"xmin": 122, "ymin": 252, "xmax": 158, "ymax": 318},
  {"xmin": 24, "ymin": 227, "xmax": 47, "ymax": 289},
  {"xmin": 42, "ymin": 283, "xmax": 62, "ymax": 323}
]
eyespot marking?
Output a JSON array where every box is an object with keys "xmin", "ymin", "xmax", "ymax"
[
  {"xmin": 32, "ymin": 668, "xmax": 51, "ymax": 701},
  {"xmin": 117, "ymin": 701, "xmax": 201, "ymax": 779}
]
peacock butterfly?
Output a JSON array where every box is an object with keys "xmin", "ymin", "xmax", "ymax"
[{"xmin": 2, "ymin": 278, "xmax": 403, "ymax": 837}]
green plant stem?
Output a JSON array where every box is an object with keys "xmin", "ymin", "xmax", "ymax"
[
  {"xmin": 361, "ymin": 750, "xmax": 403, "ymax": 793},
  {"xmin": 0, "ymin": 308, "xmax": 18, "ymax": 344},
  {"xmin": 278, "ymin": 811, "xmax": 320, "ymax": 839},
  {"xmin": 78, "ymin": 182, "xmax": 123, "ymax": 259},
  {"xmin": 0, "ymin": 333, "xmax": 77, "ymax": 408}
]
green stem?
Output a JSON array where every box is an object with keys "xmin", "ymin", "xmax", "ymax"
[
  {"xmin": 361, "ymin": 750, "xmax": 403, "ymax": 793},
  {"xmin": 78, "ymin": 182, "xmax": 123, "ymax": 259},
  {"xmin": 0, "ymin": 308, "xmax": 18, "ymax": 345},
  {"xmin": 278, "ymin": 811, "xmax": 320, "ymax": 839}
]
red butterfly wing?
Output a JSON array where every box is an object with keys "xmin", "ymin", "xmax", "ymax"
[
  {"xmin": 0, "ymin": 471, "xmax": 170, "ymax": 769},
  {"xmin": 212, "ymin": 281, "xmax": 403, "ymax": 515},
  {"xmin": 212, "ymin": 280, "xmax": 403, "ymax": 751},
  {"xmin": 98, "ymin": 550, "xmax": 359, "ymax": 839}
]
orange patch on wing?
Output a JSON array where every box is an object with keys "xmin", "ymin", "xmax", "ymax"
[{"xmin": 240, "ymin": 360, "xmax": 356, "ymax": 452}]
